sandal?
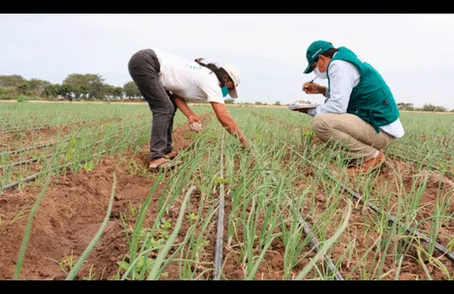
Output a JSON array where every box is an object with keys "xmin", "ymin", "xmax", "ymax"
[
  {"xmin": 148, "ymin": 157, "xmax": 181, "ymax": 172},
  {"xmin": 164, "ymin": 150, "xmax": 179, "ymax": 160}
]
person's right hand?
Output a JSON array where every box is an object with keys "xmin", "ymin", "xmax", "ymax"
[
  {"xmin": 240, "ymin": 137, "xmax": 252, "ymax": 149},
  {"xmin": 302, "ymin": 82, "xmax": 321, "ymax": 94}
]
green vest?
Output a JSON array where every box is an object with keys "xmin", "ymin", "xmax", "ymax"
[{"xmin": 327, "ymin": 47, "xmax": 400, "ymax": 133}]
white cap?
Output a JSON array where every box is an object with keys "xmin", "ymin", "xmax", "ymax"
[{"xmin": 221, "ymin": 64, "xmax": 241, "ymax": 98}]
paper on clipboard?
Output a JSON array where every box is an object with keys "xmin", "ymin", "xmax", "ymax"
[{"xmin": 288, "ymin": 101, "xmax": 319, "ymax": 110}]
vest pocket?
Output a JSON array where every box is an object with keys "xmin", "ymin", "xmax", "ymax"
[{"xmin": 379, "ymin": 88, "xmax": 394, "ymax": 111}]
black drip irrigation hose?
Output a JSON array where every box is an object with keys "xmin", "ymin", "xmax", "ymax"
[
  {"xmin": 3, "ymin": 125, "xmax": 55, "ymax": 134},
  {"xmin": 298, "ymin": 215, "xmax": 344, "ymax": 280},
  {"xmin": 387, "ymin": 149, "xmax": 453, "ymax": 178},
  {"xmin": 0, "ymin": 148, "xmax": 112, "ymax": 193},
  {"xmin": 1, "ymin": 173, "xmax": 43, "ymax": 191},
  {"xmin": 213, "ymin": 133, "xmax": 226, "ymax": 280},
  {"xmin": 0, "ymin": 115, "xmax": 151, "ymax": 157},
  {"xmin": 1, "ymin": 124, "xmax": 152, "ymax": 193},
  {"xmin": 288, "ymin": 145, "xmax": 454, "ymax": 264},
  {"xmin": 267, "ymin": 166, "xmax": 343, "ymax": 280},
  {"xmin": 0, "ymin": 137, "xmax": 75, "ymax": 157},
  {"xmin": 0, "ymin": 137, "xmax": 112, "ymax": 169},
  {"xmin": 0, "ymin": 134, "xmax": 116, "ymax": 170},
  {"xmin": 0, "ymin": 153, "xmax": 54, "ymax": 170}
]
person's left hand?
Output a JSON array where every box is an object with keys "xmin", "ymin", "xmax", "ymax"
[{"xmin": 189, "ymin": 121, "xmax": 203, "ymax": 132}]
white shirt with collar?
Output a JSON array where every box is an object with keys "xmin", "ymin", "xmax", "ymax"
[{"xmin": 307, "ymin": 59, "xmax": 405, "ymax": 138}]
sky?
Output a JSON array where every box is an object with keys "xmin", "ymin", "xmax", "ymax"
[{"xmin": 1, "ymin": 13, "xmax": 454, "ymax": 110}]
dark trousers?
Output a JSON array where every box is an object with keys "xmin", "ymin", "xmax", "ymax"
[{"xmin": 128, "ymin": 49, "xmax": 177, "ymax": 161}]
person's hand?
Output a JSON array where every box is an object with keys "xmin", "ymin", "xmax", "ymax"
[
  {"xmin": 189, "ymin": 121, "xmax": 203, "ymax": 132},
  {"xmin": 302, "ymin": 82, "xmax": 321, "ymax": 94},
  {"xmin": 188, "ymin": 115, "xmax": 202, "ymax": 132},
  {"xmin": 240, "ymin": 137, "xmax": 252, "ymax": 149}
]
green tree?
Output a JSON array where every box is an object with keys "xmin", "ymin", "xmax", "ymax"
[
  {"xmin": 27, "ymin": 79, "xmax": 50, "ymax": 97},
  {"xmin": 103, "ymin": 84, "xmax": 115, "ymax": 100},
  {"xmin": 63, "ymin": 73, "xmax": 106, "ymax": 99},
  {"xmin": 397, "ymin": 102, "xmax": 414, "ymax": 111},
  {"xmin": 225, "ymin": 98, "xmax": 235, "ymax": 104},
  {"xmin": 44, "ymin": 83, "xmax": 61, "ymax": 98},
  {"xmin": 88, "ymin": 77, "xmax": 107, "ymax": 99},
  {"xmin": 0, "ymin": 87, "xmax": 19, "ymax": 100},
  {"xmin": 123, "ymin": 81, "xmax": 141, "ymax": 99},
  {"xmin": 422, "ymin": 104, "xmax": 447, "ymax": 112},
  {"xmin": 0, "ymin": 75, "xmax": 26, "ymax": 88},
  {"xmin": 62, "ymin": 74, "xmax": 84, "ymax": 99},
  {"xmin": 16, "ymin": 82, "xmax": 29, "ymax": 95},
  {"xmin": 114, "ymin": 86, "xmax": 124, "ymax": 99},
  {"xmin": 59, "ymin": 83, "xmax": 73, "ymax": 99}
]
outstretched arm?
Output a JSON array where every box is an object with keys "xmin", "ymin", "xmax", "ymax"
[{"xmin": 210, "ymin": 102, "xmax": 250, "ymax": 148}]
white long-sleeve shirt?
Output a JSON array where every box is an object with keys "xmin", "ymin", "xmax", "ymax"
[{"xmin": 307, "ymin": 59, "xmax": 405, "ymax": 138}]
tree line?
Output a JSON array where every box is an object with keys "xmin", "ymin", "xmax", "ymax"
[
  {"xmin": 0, "ymin": 74, "xmax": 452, "ymax": 111},
  {"xmin": 0, "ymin": 74, "xmax": 142, "ymax": 101},
  {"xmin": 397, "ymin": 102, "xmax": 453, "ymax": 112}
]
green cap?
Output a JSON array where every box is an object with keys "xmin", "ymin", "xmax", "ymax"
[{"xmin": 303, "ymin": 40, "xmax": 334, "ymax": 74}]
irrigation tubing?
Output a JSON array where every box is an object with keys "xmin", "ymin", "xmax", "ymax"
[
  {"xmin": 388, "ymin": 150, "xmax": 453, "ymax": 178},
  {"xmin": 0, "ymin": 136, "xmax": 109, "ymax": 170},
  {"xmin": 0, "ymin": 137, "xmax": 76, "ymax": 157},
  {"xmin": 0, "ymin": 132, "xmax": 126, "ymax": 170},
  {"xmin": 213, "ymin": 133, "xmax": 226, "ymax": 280},
  {"xmin": 0, "ymin": 126, "xmax": 150, "ymax": 193},
  {"xmin": 287, "ymin": 144, "xmax": 454, "ymax": 264},
  {"xmin": 2, "ymin": 124, "xmax": 53, "ymax": 134},
  {"xmin": 0, "ymin": 146, "xmax": 118, "ymax": 193},
  {"xmin": 0, "ymin": 117, "xmax": 151, "ymax": 157},
  {"xmin": 267, "ymin": 162, "xmax": 344, "ymax": 279},
  {"xmin": 0, "ymin": 153, "xmax": 54, "ymax": 170},
  {"xmin": 298, "ymin": 215, "xmax": 344, "ymax": 280}
]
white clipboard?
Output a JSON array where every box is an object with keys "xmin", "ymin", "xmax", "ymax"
[{"xmin": 288, "ymin": 102, "xmax": 319, "ymax": 110}]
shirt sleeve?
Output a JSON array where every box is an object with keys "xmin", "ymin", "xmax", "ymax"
[
  {"xmin": 312, "ymin": 60, "xmax": 359, "ymax": 115},
  {"xmin": 198, "ymin": 77, "xmax": 225, "ymax": 104}
]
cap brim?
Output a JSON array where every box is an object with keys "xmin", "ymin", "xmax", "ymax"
[
  {"xmin": 228, "ymin": 87, "xmax": 238, "ymax": 99},
  {"xmin": 303, "ymin": 62, "xmax": 313, "ymax": 74}
]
